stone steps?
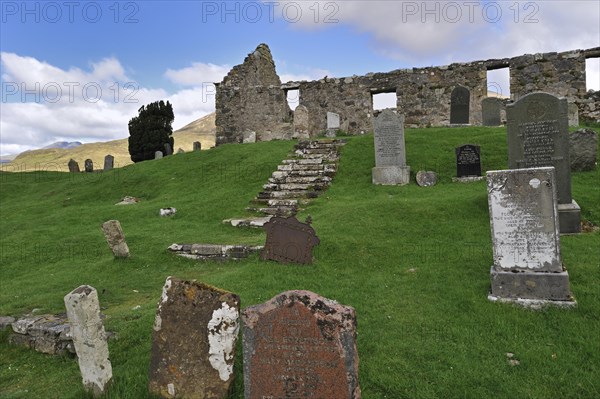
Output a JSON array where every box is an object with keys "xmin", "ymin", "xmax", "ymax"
[{"xmin": 225, "ymin": 139, "xmax": 346, "ymax": 226}]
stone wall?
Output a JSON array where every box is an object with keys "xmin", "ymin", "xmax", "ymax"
[{"xmin": 215, "ymin": 45, "xmax": 600, "ymax": 141}]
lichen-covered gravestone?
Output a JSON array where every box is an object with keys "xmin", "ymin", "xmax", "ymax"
[
  {"xmin": 242, "ymin": 290, "xmax": 361, "ymax": 399},
  {"xmin": 101, "ymin": 220, "xmax": 129, "ymax": 258},
  {"xmin": 507, "ymin": 91, "xmax": 580, "ymax": 233},
  {"xmin": 149, "ymin": 277, "xmax": 240, "ymax": 399},
  {"xmin": 415, "ymin": 171, "xmax": 437, "ymax": 187},
  {"xmin": 326, "ymin": 111, "xmax": 340, "ymax": 137},
  {"xmin": 372, "ymin": 109, "xmax": 410, "ymax": 185},
  {"xmin": 64, "ymin": 285, "xmax": 113, "ymax": 397},
  {"xmin": 487, "ymin": 167, "xmax": 574, "ymax": 306},
  {"xmin": 84, "ymin": 159, "xmax": 93, "ymax": 173}
]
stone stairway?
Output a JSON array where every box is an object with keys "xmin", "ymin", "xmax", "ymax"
[{"xmin": 224, "ymin": 139, "xmax": 346, "ymax": 227}]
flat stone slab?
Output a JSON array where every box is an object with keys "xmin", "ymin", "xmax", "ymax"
[
  {"xmin": 149, "ymin": 278, "xmax": 240, "ymax": 398},
  {"xmin": 242, "ymin": 290, "xmax": 361, "ymax": 399},
  {"xmin": 168, "ymin": 243, "xmax": 264, "ymax": 260},
  {"xmin": 224, "ymin": 216, "xmax": 273, "ymax": 228}
]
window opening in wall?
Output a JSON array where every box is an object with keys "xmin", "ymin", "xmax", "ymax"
[
  {"xmin": 286, "ymin": 89, "xmax": 299, "ymax": 110},
  {"xmin": 372, "ymin": 92, "xmax": 397, "ymax": 111},
  {"xmin": 486, "ymin": 67, "xmax": 510, "ymax": 99},
  {"xmin": 586, "ymin": 58, "xmax": 599, "ymax": 91}
]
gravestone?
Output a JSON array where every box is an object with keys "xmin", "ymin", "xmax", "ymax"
[
  {"xmin": 84, "ymin": 159, "xmax": 93, "ymax": 173},
  {"xmin": 242, "ymin": 290, "xmax": 361, "ymax": 399},
  {"xmin": 570, "ymin": 128, "xmax": 598, "ymax": 171},
  {"xmin": 243, "ymin": 131, "xmax": 257, "ymax": 143},
  {"xmin": 455, "ymin": 144, "xmax": 482, "ymax": 177},
  {"xmin": 149, "ymin": 277, "xmax": 240, "ymax": 398},
  {"xmin": 481, "ymin": 97, "xmax": 502, "ymax": 126},
  {"xmin": 293, "ymin": 105, "xmax": 310, "ymax": 139},
  {"xmin": 164, "ymin": 143, "xmax": 173, "ymax": 156},
  {"xmin": 507, "ymin": 91, "xmax": 580, "ymax": 233},
  {"xmin": 372, "ymin": 109, "xmax": 410, "ymax": 185},
  {"xmin": 326, "ymin": 111, "xmax": 340, "ymax": 137},
  {"xmin": 103, "ymin": 155, "xmax": 114, "ymax": 171},
  {"xmin": 193, "ymin": 141, "xmax": 201, "ymax": 151},
  {"xmin": 416, "ymin": 171, "xmax": 437, "ymax": 187},
  {"xmin": 68, "ymin": 159, "xmax": 80, "ymax": 173},
  {"xmin": 261, "ymin": 216, "xmax": 320, "ymax": 265},
  {"xmin": 568, "ymin": 103, "xmax": 579, "ymax": 127},
  {"xmin": 101, "ymin": 220, "xmax": 129, "ymax": 258},
  {"xmin": 487, "ymin": 167, "xmax": 574, "ymax": 304},
  {"xmin": 176, "ymin": 148, "xmax": 185, "ymax": 154},
  {"xmin": 450, "ymin": 86, "xmax": 470, "ymax": 124},
  {"xmin": 155, "ymin": 151, "xmax": 163, "ymax": 160},
  {"xmin": 64, "ymin": 285, "xmax": 113, "ymax": 397}
]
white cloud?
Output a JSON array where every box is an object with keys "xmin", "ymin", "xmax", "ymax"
[{"xmin": 0, "ymin": 54, "xmax": 231, "ymax": 156}]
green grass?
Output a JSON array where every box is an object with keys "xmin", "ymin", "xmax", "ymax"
[{"xmin": 1, "ymin": 127, "xmax": 599, "ymax": 399}]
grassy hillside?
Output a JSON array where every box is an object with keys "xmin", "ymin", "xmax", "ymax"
[
  {"xmin": 5, "ymin": 113, "xmax": 216, "ymax": 173},
  {"xmin": 0, "ymin": 126, "xmax": 599, "ymax": 399}
]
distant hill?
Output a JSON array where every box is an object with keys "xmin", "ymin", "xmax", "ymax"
[
  {"xmin": 41, "ymin": 141, "xmax": 82, "ymax": 150},
  {"xmin": 5, "ymin": 113, "xmax": 216, "ymax": 172}
]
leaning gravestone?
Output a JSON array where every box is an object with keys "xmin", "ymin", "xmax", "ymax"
[
  {"xmin": 455, "ymin": 144, "xmax": 482, "ymax": 177},
  {"xmin": 84, "ymin": 159, "xmax": 93, "ymax": 173},
  {"xmin": 481, "ymin": 97, "xmax": 503, "ymax": 126},
  {"xmin": 155, "ymin": 151, "xmax": 163, "ymax": 160},
  {"xmin": 372, "ymin": 109, "xmax": 410, "ymax": 185},
  {"xmin": 261, "ymin": 216, "xmax": 320, "ymax": 265},
  {"xmin": 149, "ymin": 277, "xmax": 240, "ymax": 399},
  {"xmin": 193, "ymin": 141, "xmax": 201, "ymax": 151},
  {"xmin": 570, "ymin": 128, "xmax": 598, "ymax": 171},
  {"xmin": 164, "ymin": 143, "xmax": 173, "ymax": 156},
  {"xmin": 64, "ymin": 285, "xmax": 113, "ymax": 397},
  {"xmin": 101, "ymin": 220, "xmax": 129, "ymax": 258},
  {"xmin": 242, "ymin": 290, "xmax": 361, "ymax": 399},
  {"xmin": 103, "ymin": 155, "xmax": 114, "ymax": 171},
  {"xmin": 68, "ymin": 159, "xmax": 80, "ymax": 173},
  {"xmin": 507, "ymin": 92, "xmax": 580, "ymax": 233},
  {"xmin": 487, "ymin": 167, "xmax": 574, "ymax": 305},
  {"xmin": 450, "ymin": 86, "xmax": 470, "ymax": 124},
  {"xmin": 326, "ymin": 111, "xmax": 340, "ymax": 137}
]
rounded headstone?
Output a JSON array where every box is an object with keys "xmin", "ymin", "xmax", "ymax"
[{"xmin": 416, "ymin": 171, "xmax": 438, "ymax": 187}]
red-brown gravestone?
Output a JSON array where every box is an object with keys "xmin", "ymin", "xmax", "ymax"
[
  {"xmin": 148, "ymin": 277, "xmax": 240, "ymax": 399},
  {"xmin": 260, "ymin": 216, "xmax": 320, "ymax": 265},
  {"xmin": 242, "ymin": 290, "xmax": 361, "ymax": 399}
]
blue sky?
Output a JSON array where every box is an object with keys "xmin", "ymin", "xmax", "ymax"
[{"xmin": 1, "ymin": 0, "xmax": 599, "ymax": 155}]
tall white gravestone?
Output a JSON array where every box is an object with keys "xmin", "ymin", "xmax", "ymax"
[
  {"xmin": 372, "ymin": 109, "xmax": 410, "ymax": 185},
  {"xmin": 64, "ymin": 285, "xmax": 113, "ymax": 397},
  {"xmin": 487, "ymin": 167, "xmax": 574, "ymax": 306}
]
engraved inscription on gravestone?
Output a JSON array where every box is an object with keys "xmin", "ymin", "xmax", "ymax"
[
  {"xmin": 455, "ymin": 144, "xmax": 482, "ymax": 177},
  {"xmin": 242, "ymin": 290, "xmax": 361, "ymax": 399},
  {"xmin": 372, "ymin": 109, "xmax": 410, "ymax": 185},
  {"xmin": 487, "ymin": 167, "xmax": 561, "ymax": 272}
]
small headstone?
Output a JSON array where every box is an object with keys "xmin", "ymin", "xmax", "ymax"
[
  {"xmin": 416, "ymin": 171, "xmax": 437, "ymax": 187},
  {"xmin": 149, "ymin": 277, "xmax": 240, "ymax": 398},
  {"xmin": 103, "ymin": 155, "xmax": 114, "ymax": 171},
  {"xmin": 568, "ymin": 103, "xmax": 579, "ymax": 127},
  {"xmin": 242, "ymin": 290, "xmax": 361, "ymax": 399},
  {"xmin": 570, "ymin": 128, "xmax": 598, "ymax": 171},
  {"xmin": 68, "ymin": 159, "xmax": 80, "ymax": 173},
  {"xmin": 101, "ymin": 220, "xmax": 129, "ymax": 258},
  {"xmin": 115, "ymin": 196, "xmax": 139, "ymax": 206},
  {"xmin": 481, "ymin": 97, "xmax": 503, "ymax": 126},
  {"xmin": 193, "ymin": 141, "xmax": 202, "ymax": 151},
  {"xmin": 159, "ymin": 207, "xmax": 177, "ymax": 217},
  {"xmin": 293, "ymin": 105, "xmax": 310, "ymax": 138},
  {"xmin": 507, "ymin": 91, "xmax": 580, "ymax": 233},
  {"xmin": 84, "ymin": 159, "xmax": 93, "ymax": 173},
  {"xmin": 64, "ymin": 285, "xmax": 112, "ymax": 397},
  {"xmin": 455, "ymin": 144, "xmax": 482, "ymax": 177},
  {"xmin": 155, "ymin": 151, "xmax": 163, "ymax": 160},
  {"xmin": 261, "ymin": 216, "xmax": 320, "ymax": 264},
  {"xmin": 372, "ymin": 109, "xmax": 410, "ymax": 185},
  {"xmin": 176, "ymin": 148, "xmax": 184, "ymax": 154},
  {"xmin": 450, "ymin": 86, "xmax": 470, "ymax": 124},
  {"xmin": 487, "ymin": 167, "xmax": 574, "ymax": 304},
  {"xmin": 243, "ymin": 131, "xmax": 257, "ymax": 143},
  {"xmin": 164, "ymin": 143, "xmax": 173, "ymax": 156},
  {"xmin": 326, "ymin": 111, "xmax": 340, "ymax": 137}
]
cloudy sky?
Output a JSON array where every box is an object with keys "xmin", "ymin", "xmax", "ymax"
[{"xmin": 1, "ymin": 0, "xmax": 599, "ymax": 155}]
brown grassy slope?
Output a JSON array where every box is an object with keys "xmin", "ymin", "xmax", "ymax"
[{"xmin": 6, "ymin": 113, "xmax": 216, "ymax": 172}]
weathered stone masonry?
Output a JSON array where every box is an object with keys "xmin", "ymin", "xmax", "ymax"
[{"xmin": 215, "ymin": 44, "xmax": 599, "ymax": 143}]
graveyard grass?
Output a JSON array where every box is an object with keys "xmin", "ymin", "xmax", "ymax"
[{"xmin": 1, "ymin": 126, "xmax": 599, "ymax": 399}]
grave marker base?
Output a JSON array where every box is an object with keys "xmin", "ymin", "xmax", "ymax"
[
  {"xmin": 558, "ymin": 200, "xmax": 581, "ymax": 234},
  {"xmin": 372, "ymin": 166, "xmax": 410, "ymax": 185},
  {"xmin": 489, "ymin": 266, "xmax": 575, "ymax": 304}
]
